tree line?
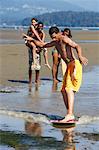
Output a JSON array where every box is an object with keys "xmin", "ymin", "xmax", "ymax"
[{"xmin": 22, "ymin": 11, "xmax": 99, "ymax": 27}]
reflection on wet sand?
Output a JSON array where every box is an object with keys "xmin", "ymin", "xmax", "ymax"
[
  {"xmin": 52, "ymin": 82, "xmax": 58, "ymax": 92},
  {"xmin": 25, "ymin": 121, "xmax": 76, "ymax": 150},
  {"xmin": 0, "ymin": 115, "xmax": 99, "ymax": 149},
  {"xmin": 25, "ymin": 121, "xmax": 42, "ymax": 137},
  {"xmin": 62, "ymin": 127, "xmax": 76, "ymax": 150},
  {"xmin": 28, "ymin": 83, "xmax": 39, "ymax": 92},
  {"xmin": 35, "ymin": 83, "xmax": 39, "ymax": 91}
]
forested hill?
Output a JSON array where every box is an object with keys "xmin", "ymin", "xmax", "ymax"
[{"xmin": 22, "ymin": 11, "xmax": 99, "ymax": 27}]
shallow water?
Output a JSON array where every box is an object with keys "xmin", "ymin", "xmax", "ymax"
[
  {"xmin": 0, "ymin": 113, "xmax": 99, "ymax": 150},
  {"xmin": 0, "ymin": 66, "xmax": 99, "ymax": 149}
]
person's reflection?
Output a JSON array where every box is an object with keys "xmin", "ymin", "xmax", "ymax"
[
  {"xmin": 62, "ymin": 127, "xmax": 76, "ymax": 150},
  {"xmin": 25, "ymin": 121, "xmax": 42, "ymax": 137},
  {"xmin": 52, "ymin": 81, "xmax": 58, "ymax": 92},
  {"xmin": 28, "ymin": 82, "xmax": 39, "ymax": 93},
  {"xmin": 35, "ymin": 83, "xmax": 39, "ymax": 91}
]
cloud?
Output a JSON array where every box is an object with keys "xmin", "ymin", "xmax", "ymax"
[
  {"xmin": 22, "ymin": 4, "xmax": 30, "ymax": 9},
  {"xmin": 6, "ymin": 7, "xmax": 19, "ymax": 11},
  {"xmin": 0, "ymin": 7, "xmax": 19, "ymax": 12}
]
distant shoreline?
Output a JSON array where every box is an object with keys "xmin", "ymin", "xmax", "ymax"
[{"xmin": 0, "ymin": 26, "xmax": 99, "ymax": 31}]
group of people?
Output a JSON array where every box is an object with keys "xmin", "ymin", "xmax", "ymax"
[
  {"xmin": 24, "ymin": 18, "xmax": 51, "ymax": 91},
  {"xmin": 23, "ymin": 18, "xmax": 88, "ymax": 123}
]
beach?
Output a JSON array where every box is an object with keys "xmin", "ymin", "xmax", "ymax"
[{"xmin": 0, "ymin": 29, "xmax": 99, "ymax": 150}]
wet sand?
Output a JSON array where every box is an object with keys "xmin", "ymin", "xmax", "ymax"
[
  {"xmin": 0, "ymin": 29, "xmax": 99, "ymax": 150},
  {"xmin": 0, "ymin": 29, "xmax": 99, "ymax": 86}
]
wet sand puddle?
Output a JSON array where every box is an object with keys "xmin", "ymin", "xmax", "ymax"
[
  {"xmin": 0, "ymin": 112, "xmax": 99, "ymax": 150},
  {"xmin": 0, "ymin": 66, "xmax": 99, "ymax": 150}
]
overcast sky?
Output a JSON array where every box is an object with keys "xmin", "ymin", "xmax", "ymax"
[
  {"xmin": 0, "ymin": 0, "xmax": 99, "ymax": 11},
  {"xmin": 63, "ymin": 0, "xmax": 99, "ymax": 10},
  {"xmin": 0, "ymin": 0, "xmax": 99, "ymax": 21}
]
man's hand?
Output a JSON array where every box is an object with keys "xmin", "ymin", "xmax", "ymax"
[
  {"xmin": 79, "ymin": 56, "xmax": 88, "ymax": 66},
  {"xmin": 22, "ymin": 33, "xmax": 45, "ymax": 47},
  {"xmin": 23, "ymin": 33, "xmax": 33, "ymax": 41},
  {"xmin": 45, "ymin": 63, "xmax": 51, "ymax": 70}
]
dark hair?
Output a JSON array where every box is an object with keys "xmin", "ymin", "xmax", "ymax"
[
  {"xmin": 49, "ymin": 26, "xmax": 59, "ymax": 35},
  {"xmin": 38, "ymin": 21, "xmax": 44, "ymax": 26},
  {"xmin": 63, "ymin": 28, "xmax": 72, "ymax": 38},
  {"xmin": 31, "ymin": 18, "xmax": 38, "ymax": 22}
]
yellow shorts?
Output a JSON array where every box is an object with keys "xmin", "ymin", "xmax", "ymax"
[
  {"xmin": 61, "ymin": 59, "xmax": 67, "ymax": 76},
  {"xmin": 61, "ymin": 60, "xmax": 82, "ymax": 92}
]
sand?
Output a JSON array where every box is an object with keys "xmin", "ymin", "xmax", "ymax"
[{"xmin": 0, "ymin": 29, "xmax": 99, "ymax": 86}]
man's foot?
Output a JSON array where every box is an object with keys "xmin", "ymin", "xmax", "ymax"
[
  {"xmin": 51, "ymin": 115, "xmax": 75, "ymax": 123},
  {"xmin": 53, "ymin": 79, "xmax": 59, "ymax": 84}
]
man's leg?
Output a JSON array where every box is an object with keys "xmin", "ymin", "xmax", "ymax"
[
  {"xmin": 28, "ymin": 48, "xmax": 33, "ymax": 92},
  {"xmin": 57, "ymin": 57, "xmax": 61, "ymax": 81},
  {"xmin": 52, "ymin": 52, "xmax": 59, "ymax": 83},
  {"xmin": 59, "ymin": 89, "xmax": 75, "ymax": 123},
  {"xmin": 66, "ymin": 89, "xmax": 74, "ymax": 115},
  {"xmin": 35, "ymin": 70, "xmax": 39, "ymax": 84},
  {"xmin": 29, "ymin": 69, "xmax": 32, "ymax": 92},
  {"xmin": 52, "ymin": 81, "xmax": 58, "ymax": 92},
  {"xmin": 61, "ymin": 88, "xmax": 69, "ymax": 112}
]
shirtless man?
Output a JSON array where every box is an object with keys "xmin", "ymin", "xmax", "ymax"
[{"xmin": 23, "ymin": 26, "xmax": 88, "ymax": 123}]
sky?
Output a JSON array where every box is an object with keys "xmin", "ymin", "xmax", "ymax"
[
  {"xmin": 0, "ymin": 0, "xmax": 99, "ymax": 23},
  {"xmin": 0, "ymin": 0, "xmax": 99, "ymax": 12},
  {"xmin": 63, "ymin": 0, "xmax": 99, "ymax": 11}
]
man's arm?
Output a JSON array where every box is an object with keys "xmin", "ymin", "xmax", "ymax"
[
  {"xmin": 23, "ymin": 33, "xmax": 55, "ymax": 48},
  {"xmin": 23, "ymin": 33, "xmax": 45, "ymax": 47},
  {"xmin": 63, "ymin": 36, "xmax": 88, "ymax": 65},
  {"xmin": 43, "ymin": 40, "xmax": 55, "ymax": 48}
]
